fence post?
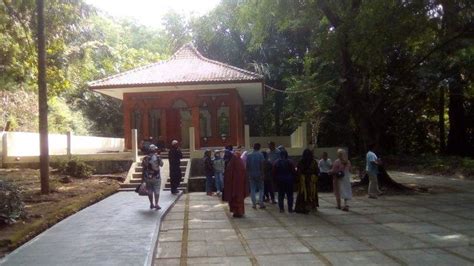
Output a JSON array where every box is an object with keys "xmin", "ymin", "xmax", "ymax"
[
  {"xmin": 131, "ymin": 129, "xmax": 138, "ymax": 162},
  {"xmin": 66, "ymin": 131, "xmax": 72, "ymax": 158},
  {"xmin": 1, "ymin": 133, "xmax": 7, "ymax": 167}
]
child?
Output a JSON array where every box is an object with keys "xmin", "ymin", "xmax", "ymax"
[{"xmin": 213, "ymin": 150, "xmax": 225, "ymax": 196}]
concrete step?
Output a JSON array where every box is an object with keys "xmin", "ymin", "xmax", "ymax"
[
  {"xmin": 120, "ymin": 183, "xmax": 139, "ymax": 189},
  {"xmin": 165, "ymin": 183, "xmax": 187, "ymax": 189},
  {"xmin": 166, "ymin": 178, "xmax": 184, "ymax": 182}
]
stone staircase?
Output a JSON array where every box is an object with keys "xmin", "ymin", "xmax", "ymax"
[{"xmin": 120, "ymin": 149, "xmax": 191, "ymax": 191}]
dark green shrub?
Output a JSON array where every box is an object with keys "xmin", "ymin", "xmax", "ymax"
[
  {"xmin": 0, "ymin": 181, "xmax": 25, "ymax": 224},
  {"xmin": 55, "ymin": 158, "xmax": 95, "ymax": 178}
]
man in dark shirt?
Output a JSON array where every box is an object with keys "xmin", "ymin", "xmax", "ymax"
[{"xmin": 168, "ymin": 140, "xmax": 183, "ymax": 194}]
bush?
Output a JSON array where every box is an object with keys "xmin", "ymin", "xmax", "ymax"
[
  {"xmin": 0, "ymin": 181, "xmax": 25, "ymax": 224},
  {"xmin": 55, "ymin": 158, "xmax": 95, "ymax": 178}
]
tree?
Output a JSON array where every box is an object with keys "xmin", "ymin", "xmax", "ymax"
[{"xmin": 36, "ymin": 0, "xmax": 49, "ymax": 194}]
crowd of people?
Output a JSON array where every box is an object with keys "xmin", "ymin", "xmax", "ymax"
[
  {"xmin": 138, "ymin": 136, "xmax": 383, "ymax": 218},
  {"xmin": 203, "ymin": 141, "xmax": 383, "ymax": 218}
]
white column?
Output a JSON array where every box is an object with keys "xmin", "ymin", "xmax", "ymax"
[
  {"xmin": 244, "ymin": 124, "xmax": 250, "ymax": 150},
  {"xmin": 301, "ymin": 122, "xmax": 307, "ymax": 148},
  {"xmin": 131, "ymin": 129, "xmax": 138, "ymax": 162}
]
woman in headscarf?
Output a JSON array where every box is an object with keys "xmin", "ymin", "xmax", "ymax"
[
  {"xmin": 295, "ymin": 149, "xmax": 320, "ymax": 214},
  {"xmin": 330, "ymin": 149, "xmax": 352, "ymax": 211},
  {"xmin": 223, "ymin": 150, "xmax": 249, "ymax": 217}
]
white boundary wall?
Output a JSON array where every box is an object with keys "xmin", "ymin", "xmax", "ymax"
[{"xmin": 2, "ymin": 131, "xmax": 124, "ymax": 157}]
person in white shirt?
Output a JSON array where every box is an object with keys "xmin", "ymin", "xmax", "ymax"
[
  {"xmin": 366, "ymin": 144, "xmax": 382, "ymax": 199},
  {"xmin": 318, "ymin": 152, "xmax": 333, "ymax": 192}
]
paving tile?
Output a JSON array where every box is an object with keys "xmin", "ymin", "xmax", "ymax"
[
  {"xmin": 303, "ymin": 236, "xmax": 373, "ymax": 252},
  {"xmin": 411, "ymin": 232, "xmax": 471, "ymax": 247},
  {"xmin": 158, "ymin": 230, "xmax": 183, "ymax": 242},
  {"xmin": 161, "ymin": 220, "xmax": 184, "ymax": 230},
  {"xmin": 322, "ymin": 250, "xmax": 400, "ymax": 265},
  {"xmin": 350, "ymin": 206, "xmax": 394, "ymax": 215},
  {"xmin": 360, "ymin": 234, "xmax": 429, "ymax": 250},
  {"xmin": 256, "ymin": 253, "xmax": 325, "ymax": 266},
  {"xmin": 164, "ymin": 212, "xmax": 185, "ymax": 220},
  {"xmin": 447, "ymin": 246, "xmax": 474, "ymax": 261},
  {"xmin": 430, "ymin": 204, "xmax": 471, "ymax": 213},
  {"xmin": 232, "ymin": 218, "xmax": 281, "ymax": 228},
  {"xmin": 387, "ymin": 206, "xmax": 433, "ymax": 213},
  {"xmin": 339, "ymin": 224, "xmax": 398, "ymax": 236},
  {"xmin": 292, "ymin": 225, "xmax": 346, "ymax": 237},
  {"xmin": 156, "ymin": 241, "xmax": 182, "ymax": 258},
  {"xmin": 153, "ymin": 258, "xmax": 181, "ymax": 266},
  {"xmin": 408, "ymin": 211, "xmax": 465, "ymax": 222},
  {"xmin": 278, "ymin": 216, "xmax": 329, "ymax": 226},
  {"xmin": 430, "ymin": 218, "xmax": 474, "ymax": 231},
  {"xmin": 188, "ymin": 202, "xmax": 227, "ymax": 212},
  {"xmin": 186, "ymin": 256, "xmax": 252, "ymax": 266},
  {"xmin": 317, "ymin": 207, "xmax": 356, "ymax": 216},
  {"xmin": 188, "ymin": 210, "xmax": 228, "ymax": 220},
  {"xmin": 323, "ymin": 214, "xmax": 375, "ymax": 225},
  {"xmin": 384, "ymin": 222, "xmax": 451, "ymax": 234},
  {"xmin": 387, "ymin": 248, "xmax": 473, "ymax": 265},
  {"xmin": 240, "ymin": 226, "xmax": 293, "ymax": 240},
  {"xmin": 247, "ymin": 237, "xmax": 310, "ymax": 255},
  {"xmin": 188, "ymin": 219, "xmax": 232, "ymax": 229},
  {"xmin": 368, "ymin": 213, "xmax": 419, "ymax": 223},
  {"xmin": 188, "ymin": 228, "xmax": 238, "ymax": 241},
  {"xmin": 452, "ymin": 211, "xmax": 474, "ymax": 220},
  {"xmin": 187, "ymin": 240, "xmax": 246, "ymax": 257}
]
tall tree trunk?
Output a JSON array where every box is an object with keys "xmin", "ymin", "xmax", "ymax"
[
  {"xmin": 447, "ymin": 73, "xmax": 466, "ymax": 155},
  {"xmin": 37, "ymin": 0, "xmax": 49, "ymax": 194},
  {"xmin": 438, "ymin": 85, "xmax": 446, "ymax": 153}
]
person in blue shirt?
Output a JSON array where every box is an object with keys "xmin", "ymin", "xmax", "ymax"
[
  {"xmin": 246, "ymin": 143, "xmax": 266, "ymax": 209},
  {"xmin": 366, "ymin": 143, "xmax": 382, "ymax": 199}
]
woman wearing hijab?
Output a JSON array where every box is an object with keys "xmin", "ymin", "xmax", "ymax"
[
  {"xmin": 330, "ymin": 149, "xmax": 352, "ymax": 211},
  {"xmin": 295, "ymin": 149, "xmax": 320, "ymax": 214}
]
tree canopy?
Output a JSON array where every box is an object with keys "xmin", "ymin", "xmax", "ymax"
[{"xmin": 1, "ymin": 0, "xmax": 472, "ymax": 156}]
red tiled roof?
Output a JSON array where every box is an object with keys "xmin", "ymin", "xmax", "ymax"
[{"xmin": 89, "ymin": 44, "xmax": 263, "ymax": 89}]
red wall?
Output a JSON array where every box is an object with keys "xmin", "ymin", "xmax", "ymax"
[{"xmin": 123, "ymin": 89, "xmax": 245, "ymax": 149}]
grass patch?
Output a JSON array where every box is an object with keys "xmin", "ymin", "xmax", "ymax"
[{"xmin": 0, "ymin": 169, "xmax": 122, "ymax": 257}]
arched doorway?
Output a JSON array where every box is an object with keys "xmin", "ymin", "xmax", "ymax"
[{"xmin": 167, "ymin": 99, "xmax": 191, "ymax": 148}]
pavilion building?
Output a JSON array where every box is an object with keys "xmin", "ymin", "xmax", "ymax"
[{"xmin": 89, "ymin": 44, "xmax": 264, "ymax": 149}]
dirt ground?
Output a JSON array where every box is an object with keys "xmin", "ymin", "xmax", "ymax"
[{"xmin": 0, "ymin": 168, "xmax": 123, "ymax": 257}]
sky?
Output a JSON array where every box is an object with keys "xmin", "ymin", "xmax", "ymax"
[{"xmin": 84, "ymin": 0, "xmax": 221, "ymax": 28}]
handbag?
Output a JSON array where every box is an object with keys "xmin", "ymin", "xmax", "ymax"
[
  {"xmin": 335, "ymin": 171, "xmax": 345, "ymax": 179},
  {"xmin": 136, "ymin": 183, "xmax": 148, "ymax": 196}
]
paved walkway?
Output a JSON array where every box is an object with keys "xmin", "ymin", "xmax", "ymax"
[
  {"xmin": 389, "ymin": 171, "xmax": 474, "ymax": 192},
  {"xmin": 0, "ymin": 191, "xmax": 182, "ymax": 266},
  {"xmin": 156, "ymin": 182, "xmax": 474, "ymax": 265}
]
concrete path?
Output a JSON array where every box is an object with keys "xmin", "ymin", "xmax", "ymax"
[
  {"xmin": 1, "ymin": 191, "xmax": 181, "ymax": 266},
  {"xmin": 156, "ymin": 190, "xmax": 474, "ymax": 265},
  {"xmin": 389, "ymin": 171, "xmax": 474, "ymax": 192}
]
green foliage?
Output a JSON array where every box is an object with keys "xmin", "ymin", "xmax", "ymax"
[
  {"xmin": 55, "ymin": 158, "xmax": 95, "ymax": 178},
  {"xmin": 0, "ymin": 181, "xmax": 25, "ymax": 224}
]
